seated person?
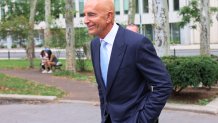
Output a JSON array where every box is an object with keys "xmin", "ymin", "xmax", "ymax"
[
  {"xmin": 40, "ymin": 50, "xmax": 48, "ymax": 71},
  {"xmin": 42, "ymin": 50, "xmax": 58, "ymax": 73}
]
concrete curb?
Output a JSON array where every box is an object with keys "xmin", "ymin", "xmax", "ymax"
[
  {"xmin": 1, "ymin": 94, "xmax": 218, "ymax": 115},
  {"xmin": 164, "ymin": 103, "xmax": 218, "ymax": 115},
  {"xmin": 59, "ymin": 100, "xmax": 99, "ymax": 106},
  {"xmin": 0, "ymin": 94, "xmax": 57, "ymax": 101}
]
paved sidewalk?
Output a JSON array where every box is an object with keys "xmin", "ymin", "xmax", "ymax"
[
  {"xmin": 0, "ymin": 69, "xmax": 99, "ymax": 102},
  {"xmin": 0, "ymin": 69, "xmax": 218, "ymax": 115}
]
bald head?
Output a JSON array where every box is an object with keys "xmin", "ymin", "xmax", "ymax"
[
  {"xmin": 84, "ymin": 0, "xmax": 115, "ymax": 38},
  {"xmin": 85, "ymin": 0, "xmax": 115, "ymax": 18},
  {"xmin": 126, "ymin": 24, "xmax": 139, "ymax": 33}
]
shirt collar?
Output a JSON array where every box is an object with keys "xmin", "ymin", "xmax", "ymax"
[{"xmin": 100, "ymin": 23, "xmax": 119, "ymax": 45}]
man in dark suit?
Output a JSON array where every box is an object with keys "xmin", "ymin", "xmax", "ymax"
[{"xmin": 84, "ymin": 0, "xmax": 173, "ymax": 123}]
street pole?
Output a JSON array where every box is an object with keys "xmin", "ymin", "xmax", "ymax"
[
  {"xmin": 8, "ymin": 50, "xmax": 10, "ymax": 60},
  {"xmin": 139, "ymin": 0, "xmax": 143, "ymax": 34}
]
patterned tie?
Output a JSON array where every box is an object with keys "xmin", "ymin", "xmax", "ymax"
[{"xmin": 100, "ymin": 40, "xmax": 109, "ymax": 86}]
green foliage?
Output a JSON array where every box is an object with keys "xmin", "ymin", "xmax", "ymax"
[
  {"xmin": 50, "ymin": 28, "xmax": 66, "ymax": 48},
  {"xmin": 162, "ymin": 56, "xmax": 218, "ymax": 94},
  {"xmin": 49, "ymin": 27, "xmax": 92, "ymax": 50},
  {"xmin": 36, "ymin": 0, "xmax": 65, "ymax": 22},
  {"xmin": 0, "ymin": 0, "xmax": 65, "ymax": 22},
  {"xmin": 0, "ymin": 0, "xmax": 85, "ymax": 49},
  {"xmin": 51, "ymin": 0, "xmax": 65, "ymax": 19},
  {"xmin": 179, "ymin": 0, "xmax": 218, "ymax": 28},
  {"xmin": 198, "ymin": 99, "xmax": 209, "ymax": 105},
  {"xmin": 76, "ymin": 59, "xmax": 93, "ymax": 72},
  {"xmin": 75, "ymin": 28, "xmax": 92, "ymax": 48},
  {"xmin": 198, "ymin": 57, "xmax": 218, "ymax": 88},
  {"xmin": 75, "ymin": 28, "xmax": 93, "ymax": 59},
  {"xmin": 179, "ymin": 0, "xmax": 200, "ymax": 28},
  {"xmin": 0, "ymin": 15, "xmax": 30, "ymax": 48},
  {"xmin": 210, "ymin": 7, "xmax": 218, "ymax": 13},
  {"xmin": 0, "ymin": 0, "xmax": 30, "ymax": 21}
]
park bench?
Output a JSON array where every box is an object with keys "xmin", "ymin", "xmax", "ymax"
[{"xmin": 52, "ymin": 62, "xmax": 62, "ymax": 71}]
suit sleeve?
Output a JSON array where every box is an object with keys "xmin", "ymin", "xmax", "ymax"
[{"xmin": 136, "ymin": 37, "xmax": 173, "ymax": 121}]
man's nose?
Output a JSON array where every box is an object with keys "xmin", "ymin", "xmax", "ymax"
[{"xmin": 84, "ymin": 16, "xmax": 89, "ymax": 25}]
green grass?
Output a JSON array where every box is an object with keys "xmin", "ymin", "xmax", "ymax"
[
  {"xmin": 0, "ymin": 59, "xmax": 42, "ymax": 69},
  {"xmin": 0, "ymin": 59, "xmax": 91, "ymax": 71},
  {"xmin": 0, "ymin": 58, "xmax": 95, "ymax": 80},
  {"xmin": 0, "ymin": 73, "xmax": 65, "ymax": 97},
  {"xmin": 53, "ymin": 70, "xmax": 96, "ymax": 83}
]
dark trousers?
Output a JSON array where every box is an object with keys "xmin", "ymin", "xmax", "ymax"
[
  {"xmin": 155, "ymin": 118, "xmax": 159, "ymax": 123},
  {"xmin": 105, "ymin": 114, "xmax": 111, "ymax": 123},
  {"xmin": 105, "ymin": 115, "xmax": 159, "ymax": 123}
]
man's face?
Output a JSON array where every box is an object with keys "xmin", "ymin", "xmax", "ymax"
[
  {"xmin": 126, "ymin": 25, "xmax": 139, "ymax": 33},
  {"xmin": 84, "ymin": 1, "xmax": 110, "ymax": 38}
]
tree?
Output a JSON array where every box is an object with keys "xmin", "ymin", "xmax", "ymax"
[
  {"xmin": 152, "ymin": 0, "xmax": 170, "ymax": 57},
  {"xmin": 65, "ymin": 0, "xmax": 76, "ymax": 72},
  {"xmin": 27, "ymin": 0, "xmax": 38, "ymax": 68},
  {"xmin": 44, "ymin": 0, "xmax": 51, "ymax": 47},
  {"xmin": 128, "ymin": 0, "xmax": 136, "ymax": 24},
  {"xmin": 179, "ymin": 0, "xmax": 217, "ymax": 56},
  {"xmin": 199, "ymin": 0, "xmax": 210, "ymax": 56}
]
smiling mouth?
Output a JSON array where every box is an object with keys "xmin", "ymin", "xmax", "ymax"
[{"xmin": 87, "ymin": 25, "xmax": 95, "ymax": 30}]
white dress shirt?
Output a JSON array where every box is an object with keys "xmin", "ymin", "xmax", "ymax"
[{"xmin": 100, "ymin": 23, "xmax": 119, "ymax": 61}]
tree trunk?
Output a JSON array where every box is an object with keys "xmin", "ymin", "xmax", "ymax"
[
  {"xmin": 200, "ymin": 0, "xmax": 210, "ymax": 56},
  {"xmin": 152, "ymin": 0, "xmax": 170, "ymax": 57},
  {"xmin": 44, "ymin": 0, "xmax": 51, "ymax": 47},
  {"xmin": 27, "ymin": 0, "xmax": 37, "ymax": 68},
  {"xmin": 128, "ymin": 0, "xmax": 136, "ymax": 24},
  {"xmin": 65, "ymin": 0, "xmax": 76, "ymax": 72}
]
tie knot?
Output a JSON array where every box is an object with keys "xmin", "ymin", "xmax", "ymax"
[{"xmin": 101, "ymin": 40, "xmax": 107, "ymax": 47}]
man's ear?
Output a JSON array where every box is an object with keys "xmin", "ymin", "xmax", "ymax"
[{"xmin": 106, "ymin": 11, "xmax": 113, "ymax": 23}]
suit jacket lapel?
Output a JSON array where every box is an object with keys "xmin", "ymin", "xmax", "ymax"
[{"xmin": 106, "ymin": 27, "xmax": 127, "ymax": 95}]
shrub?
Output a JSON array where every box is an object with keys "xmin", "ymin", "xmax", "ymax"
[{"xmin": 162, "ymin": 56, "xmax": 218, "ymax": 94}]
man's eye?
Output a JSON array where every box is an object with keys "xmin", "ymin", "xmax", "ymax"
[{"xmin": 87, "ymin": 13, "xmax": 96, "ymax": 17}]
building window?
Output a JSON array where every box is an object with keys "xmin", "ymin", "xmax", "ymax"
[
  {"xmin": 143, "ymin": 0, "xmax": 149, "ymax": 13},
  {"xmin": 124, "ymin": 0, "xmax": 128, "ymax": 14},
  {"xmin": 79, "ymin": 0, "xmax": 84, "ymax": 17},
  {"xmin": 114, "ymin": 0, "xmax": 120, "ymax": 15},
  {"xmin": 142, "ymin": 24, "xmax": 153, "ymax": 41},
  {"xmin": 170, "ymin": 23, "xmax": 180, "ymax": 44},
  {"xmin": 173, "ymin": 0, "xmax": 180, "ymax": 11},
  {"xmin": 135, "ymin": 0, "xmax": 139, "ymax": 13}
]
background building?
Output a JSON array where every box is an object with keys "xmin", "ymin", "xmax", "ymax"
[
  {"xmin": 1, "ymin": 0, "xmax": 218, "ymax": 47},
  {"xmin": 66, "ymin": 0, "xmax": 218, "ymax": 45}
]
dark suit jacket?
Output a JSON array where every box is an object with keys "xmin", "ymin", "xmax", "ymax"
[{"xmin": 90, "ymin": 26, "xmax": 173, "ymax": 123}]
